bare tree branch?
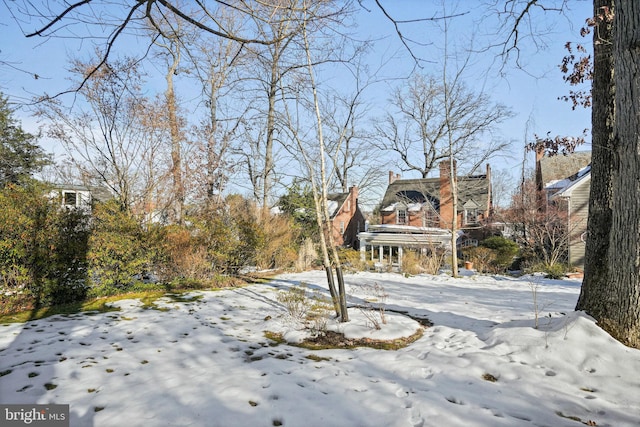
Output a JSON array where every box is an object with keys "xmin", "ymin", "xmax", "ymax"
[{"xmin": 360, "ymin": 0, "xmax": 469, "ymax": 66}]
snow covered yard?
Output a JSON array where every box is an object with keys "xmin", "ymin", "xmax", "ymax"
[{"xmin": 1, "ymin": 270, "xmax": 639, "ymax": 427}]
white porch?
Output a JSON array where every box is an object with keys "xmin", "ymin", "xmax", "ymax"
[{"xmin": 357, "ymin": 225, "xmax": 452, "ymax": 270}]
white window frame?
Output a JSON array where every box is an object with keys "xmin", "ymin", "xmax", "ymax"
[
  {"xmin": 63, "ymin": 191, "xmax": 77, "ymax": 207},
  {"xmin": 397, "ymin": 208, "xmax": 408, "ymax": 225},
  {"xmin": 464, "ymin": 208, "xmax": 478, "ymax": 225}
]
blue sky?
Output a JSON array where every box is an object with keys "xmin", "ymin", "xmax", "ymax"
[{"xmin": 0, "ymin": 1, "xmax": 592, "ymax": 205}]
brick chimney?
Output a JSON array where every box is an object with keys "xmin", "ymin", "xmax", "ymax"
[
  {"xmin": 389, "ymin": 171, "xmax": 401, "ymax": 184},
  {"xmin": 347, "ymin": 185, "xmax": 358, "ymax": 212},
  {"xmin": 439, "ymin": 160, "xmax": 456, "ymax": 227}
]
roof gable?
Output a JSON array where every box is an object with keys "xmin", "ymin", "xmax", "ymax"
[
  {"xmin": 552, "ymin": 166, "xmax": 591, "ymax": 198},
  {"xmin": 381, "ymin": 178, "xmax": 439, "ymax": 208},
  {"xmin": 327, "ymin": 191, "xmax": 351, "ymax": 218},
  {"xmin": 539, "ymin": 152, "xmax": 591, "ymax": 189},
  {"xmin": 381, "ymin": 174, "xmax": 490, "ymax": 212}
]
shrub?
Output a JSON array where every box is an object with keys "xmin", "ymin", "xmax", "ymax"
[
  {"xmin": 47, "ymin": 207, "xmax": 91, "ymax": 304},
  {"xmin": 463, "ymin": 246, "xmax": 496, "ymax": 273},
  {"xmin": 87, "ymin": 200, "xmax": 151, "ymax": 289},
  {"xmin": 338, "ymin": 247, "xmax": 365, "ymax": 272},
  {"xmin": 528, "ymin": 262, "xmax": 569, "ymax": 280},
  {"xmin": 276, "ymin": 284, "xmax": 334, "ymax": 334},
  {"xmin": 255, "ymin": 212, "xmax": 299, "ymax": 271},
  {"xmin": 480, "ymin": 236, "xmax": 519, "ymax": 270},
  {"xmin": 401, "ymin": 250, "xmax": 422, "ymax": 275},
  {"xmin": 151, "ymin": 224, "xmax": 213, "ymax": 282},
  {"xmin": 401, "ymin": 247, "xmax": 447, "ymax": 275},
  {"xmin": 277, "ymin": 284, "xmax": 309, "ymax": 320},
  {"xmin": 354, "ymin": 282, "xmax": 388, "ymax": 330},
  {"xmin": 296, "ymin": 238, "xmax": 318, "ymax": 271},
  {"xmin": 0, "ymin": 182, "xmax": 91, "ymax": 308},
  {"xmin": 188, "ymin": 196, "xmax": 300, "ymax": 275},
  {"xmin": 422, "ymin": 248, "xmax": 447, "ymax": 275}
]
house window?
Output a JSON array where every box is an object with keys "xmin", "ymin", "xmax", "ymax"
[
  {"xmin": 423, "ymin": 205, "xmax": 438, "ymax": 227},
  {"xmin": 63, "ymin": 191, "xmax": 77, "ymax": 207},
  {"xmin": 397, "ymin": 208, "xmax": 407, "ymax": 225},
  {"xmin": 340, "ymin": 221, "xmax": 345, "ymax": 234},
  {"xmin": 464, "ymin": 208, "xmax": 478, "ymax": 225}
]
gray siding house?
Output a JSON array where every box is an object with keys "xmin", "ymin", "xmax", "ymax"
[
  {"xmin": 536, "ymin": 150, "xmax": 591, "ymax": 270},
  {"xmin": 551, "ymin": 168, "xmax": 590, "ymax": 268}
]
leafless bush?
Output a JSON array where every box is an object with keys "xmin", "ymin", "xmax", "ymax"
[
  {"xmin": 463, "ymin": 247, "xmax": 497, "ymax": 273},
  {"xmin": 355, "ymin": 282, "xmax": 388, "ymax": 330},
  {"xmin": 276, "ymin": 284, "xmax": 333, "ymax": 335},
  {"xmin": 402, "ymin": 247, "xmax": 447, "ymax": 275},
  {"xmin": 276, "ymin": 284, "xmax": 308, "ymax": 320}
]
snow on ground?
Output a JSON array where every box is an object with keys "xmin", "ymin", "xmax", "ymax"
[{"xmin": 1, "ymin": 270, "xmax": 639, "ymax": 427}]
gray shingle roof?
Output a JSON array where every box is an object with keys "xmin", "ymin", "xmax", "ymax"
[
  {"xmin": 381, "ymin": 174, "xmax": 490, "ymax": 212},
  {"xmin": 539, "ymin": 151, "xmax": 591, "ymax": 188},
  {"xmin": 327, "ymin": 192, "xmax": 349, "ymax": 218}
]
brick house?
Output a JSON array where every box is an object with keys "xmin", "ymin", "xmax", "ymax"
[
  {"xmin": 380, "ymin": 161, "xmax": 493, "ymax": 240},
  {"xmin": 327, "ymin": 185, "xmax": 365, "ymax": 249}
]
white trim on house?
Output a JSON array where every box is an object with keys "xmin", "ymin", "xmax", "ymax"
[{"xmin": 358, "ymin": 225, "xmax": 452, "ymax": 269}]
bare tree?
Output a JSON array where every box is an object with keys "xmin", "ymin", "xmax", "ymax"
[
  {"xmin": 239, "ymin": 1, "xmax": 321, "ymax": 210},
  {"xmin": 177, "ymin": 8, "xmax": 247, "ymax": 210},
  {"xmin": 277, "ymin": 1, "xmax": 360, "ymax": 322},
  {"xmin": 320, "ymin": 62, "xmax": 383, "ymax": 195},
  {"xmin": 37, "ymin": 58, "xmax": 166, "ymax": 211},
  {"xmin": 481, "ymin": 0, "xmax": 574, "ymax": 70},
  {"xmin": 152, "ymin": 17, "xmax": 188, "ymax": 224},
  {"xmin": 5, "ymin": 1, "xmax": 305, "ymax": 97},
  {"xmin": 375, "ymin": 73, "xmax": 513, "ymax": 179},
  {"xmin": 441, "ymin": 10, "xmax": 461, "ymax": 278},
  {"xmin": 247, "ymin": 11, "xmax": 295, "ymax": 209},
  {"xmin": 506, "ymin": 177, "xmax": 573, "ymax": 268},
  {"xmin": 490, "ymin": 168, "xmax": 515, "ymax": 211}
]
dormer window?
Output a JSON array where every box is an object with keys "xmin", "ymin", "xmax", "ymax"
[
  {"xmin": 63, "ymin": 191, "xmax": 77, "ymax": 207},
  {"xmin": 464, "ymin": 208, "xmax": 478, "ymax": 225},
  {"xmin": 463, "ymin": 200, "xmax": 481, "ymax": 225},
  {"xmin": 397, "ymin": 207, "xmax": 408, "ymax": 225}
]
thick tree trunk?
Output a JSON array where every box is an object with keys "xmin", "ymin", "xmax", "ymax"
[
  {"xmin": 579, "ymin": 0, "xmax": 640, "ymax": 348},
  {"xmin": 604, "ymin": 0, "xmax": 640, "ymax": 346},
  {"xmin": 577, "ymin": 0, "xmax": 615, "ymax": 313}
]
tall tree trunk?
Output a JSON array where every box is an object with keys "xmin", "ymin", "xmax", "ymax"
[
  {"xmin": 603, "ymin": 0, "xmax": 640, "ymax": 346},
  {"xmin": 579, "ymin": 0, "xmax": 640, "ymax": 348},
  {"xmin": 206, "ymin": 92, "xmax": 219, "ymax": 209},
  {"xmin": 577, "ymin": 0, "xmax": 615, "ymax": 315},
  {"xmin": 302, "ymin": 15, "xmax": 348, "ymax": 321},
  {"xmin": 263, "ymin": 70, "xmax": 277, "ymax": 212},
  {"xmin": 442, "ymin": 10, "xmax": 459, "ymax": 278},
  {"xmin": 166, "ymin": 50, "xmax": 184, "ymax": 224}
]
